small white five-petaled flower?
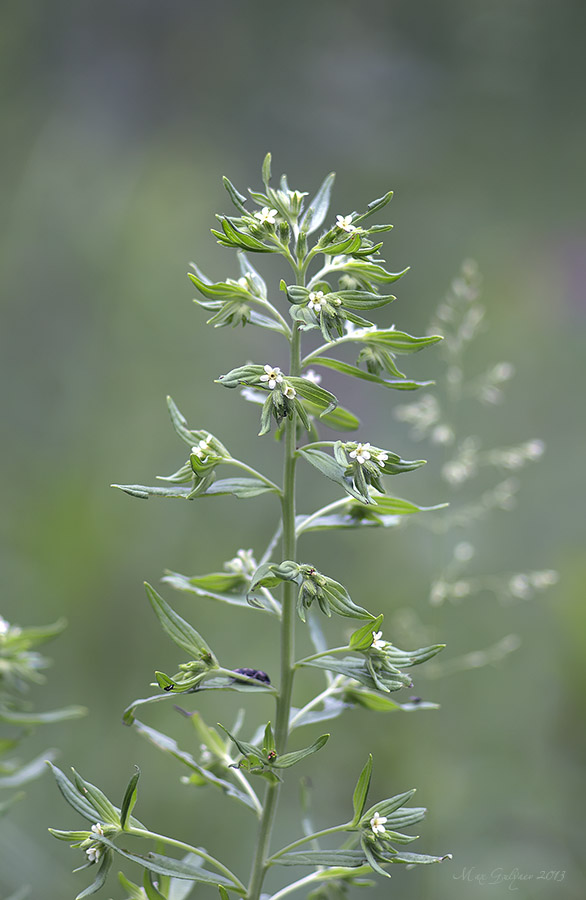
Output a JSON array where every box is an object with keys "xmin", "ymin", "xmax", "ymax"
[
  {"xmin": 237, "ymin": 276, "xmax": 249, "ymax": 287},
  {"xmin": 283, "ymin": 382, "xmax": 297, "ymax": 399},
  {"xmin": 86, "ymin": 823, "xmax": 104, "ymax": 863},
  {"xmin": 302, "ymin": 369, "xmax": 322, "ymax": 384},
  {"xmin": 370, "ymin": 812, "xmax": 388, "ymax": 835},
  {"xmin": 349, "ymin": 442, "xmax": 371, "ymax": 464},
  {"xmin": 191, "ymin": 437, "xmax": 211, "ymax": 460},
  {"xmin": 336, "ymin": 214, "xmax": 357, "ymax": 233},
  {"xmin": 260, "ymin": 364, "xmax": 284, "ymax": 390},
  {"xmin": 308, "ymin": 290, "xmax": 326, "ymax": 312},
  {"xmin": 376, "ymin": 451, "xmax": 389, "ymax": 468},
  {"xmin": 372, "ymin": 631, "xmax": 386, "ymax": 650},
  {"xmin": 254, "ymin": 207, "xmax": 278, "ymax": 225}
]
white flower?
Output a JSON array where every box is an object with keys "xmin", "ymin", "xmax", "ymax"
[
  {"xmin": 86, "ymin": 845, "xmax": 102, "ymax": 863},
  {"xmin": 254, "ymin": 207, "xmax": 278, "ymax": 225},
  {"xmin": 370, "ymin": 811, "xmax": 387, "ymax": 835},
  {"xmin": 0, "ymin": 616, "xmax": 9, "ymax": 636},
  {"xmin": 308, "ymin": 290, "xmax": 326, "ymax": 312},
  {"xmin": 349, "ymin": 442, "xmax": 371, "ymax": 464},
  {"xmin": 191, "ymin": 437, "xmax": 211, "ymax": 460},
  {"xmin": 260, "ymin": 364, "xmax": 284, "ymax": 390},
  {"xmin": 375, "ymin": 450, "xmax": 388, "ymax": 468},
  {"xmin": 333, "ymin": 297, "xmax": 342, "ymax": 306},
  {"xmin": 237, "ymin": 276, "xmax": 249, "ymax": 287},
  {"xmin": 336, "ymin": 214, "xmax": 357, "ymax": 233},
  {"xmin": 283, "ymin": 382, "xmax": 297, "ymax": 399},
  {"xmin": 302, "ymin": 369, "xmax": 322, "ymax": 385},
  {"xmin": 225, "ymin": 548, "xmax": 257, "ymax": 575},
  {"xmin": 372, "ymin": 631, "xmax": 386, "ymax": 650},
  {"xmin": 91, "ymin": 823, "xmax": 104, "ymax": 836}
]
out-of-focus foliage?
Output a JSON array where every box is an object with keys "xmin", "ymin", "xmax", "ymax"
[{"xmin": 1, "ymin": 1, "xmax": 585, "ymax": 898}]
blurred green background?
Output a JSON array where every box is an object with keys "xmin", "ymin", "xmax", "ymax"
[{"xmin": 1, "ymin": 1, "xmax": 585, "ymax": 898}]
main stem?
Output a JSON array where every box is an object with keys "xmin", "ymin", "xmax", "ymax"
[{"xmin": 247, "ymin": 293, "xmax": 303, "ymax": 900}]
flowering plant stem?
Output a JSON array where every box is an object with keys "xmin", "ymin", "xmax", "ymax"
[{"xmin": 248, "ymin": 279, "xmax": 303, "ymax": 900}]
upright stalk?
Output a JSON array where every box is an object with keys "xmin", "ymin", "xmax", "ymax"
[{"xmin": 247, "ymin": 278, "xmax": 303, "ymax": 900}]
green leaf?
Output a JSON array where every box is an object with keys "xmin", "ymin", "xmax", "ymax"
[
  {"xmin": 118, "ymin": 872, "xmax": 144, "ymax": 900},
  {"xmin": 97, "ymin": 837, "xmax": 239, "ymax": 891},
  {"xmin": 385, "ymin": 850, "xmax": 452, "ymax": 865},
  {"xmin": 353, "ymin": 190, "xmax": 394, "ymax": 224},
  {"xmin": 132, "ymin": 720, "xmax": 258, "ymax": 813},
  {"xmin": 289, "ymin": 696, "xmax": 348, "ymax": 730},
  {"xmin": 76, "ymin": 848, "xmax": 112, "ymax": 898},
  {"xmin": 144, "ymin": 583, "xmax": 214, "ymax": 659},
  {"xmin": 122, "ymin": 693, "xmax": 171, "ymax": 725},
  {"xmin": 120, "ymin": 767, "xmax": 140, "ymax": 830},
  {"xmin": 362, "ymin": 790, "xmax": 416, "ymax": 823},
  {"xmin": 48, "ymin": 762, "xmax": 106, "ymax": 824},
  {"xmin": 272, "ymin": 849, "xmax": 365, "ymax": 867},
  {"xmin": 301, "ymin": 172, "xmax": 335, "ymax": 234},
  {"xmin": 162, "ymin": 571, "xmax": 260, "ymax": 613},
  {"xmin": 261, "ymin": 152, "xmax": 272, "ymax": 188},
  {"xmin": 307, "ymin": 357, "xmax": 433, "ymax": 391},
  {"xmin": 288, "ymin": 378, "xmax": 338, "ymax": 416},
  {"xmin": 333, "ymin": 290, "xmax": 396, "ymax": 310},
  {"xmin": 144, "ymin": 870, "xmax": 167, "ymax": 900},
  {"xmin": 352, "ymin": 755, "xmax": 373, "ymax": 823},
  {"xmin": 167, "ymin": 396, "xmax": 197, "ymax": 445},
  {"xmin": 0, "ymin": 749, "xmax": 57, "ymax": 788},
  {"xmin": 297, "ymin": 448, "xmax": 371, "ymax": 504},
  {"xmin": 217, "ymin": 724, "xmax": 260, "ymax": 761},
  {"xmin": 356, "ymin": 329, "xmax": 442, "ymax": 354},
  {"xmin": 273, "ymin": 734, "xmax": 329, "ymax": 768},
  {"xmin": 111, "ymin": 483, "xmax": 195, "ymax": 500},
  {"xmin": 349, "ymin": 615, "xmax": 384, "ymax": 651},
  {"xmin": 223, "ymin": 177, "xmax": 248, "ymax": 214},
  {"xmin": 301, "ymin": 656, "xmax": 410, "ymax": 693},
  {"xmin": 204, "ymin": 478, "xmax": 277, "ymax": 498},
  {"xmin": 71, "ymin": 768, "xmax": 120, "ymax": 826},
  {"xmin": 301, "ymin": 398, "xmax": 360, "ymax": 432},
  {"xmin": 0, "ymin": 705, "xmax": 86, "ymax": 726}
]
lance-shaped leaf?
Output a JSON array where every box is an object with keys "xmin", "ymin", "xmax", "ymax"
[
  {"xmin": 212, "ymin": 216, "xmax": 276, "ymax": 253},
  {"xmin": 352, "ymin": 190, "xmax": 394, "ymax": 224},
  {"xmin": 300, "ymin": 172, "xmax": 335, "ymax": 233},
  {"xmin": 48, "ymin": 762, "xmax": 105, "ymax": 823},
  {"xmin": 111, "ymin": 484, "xmax": 196, "ymax": 500},
  {"xmin": 120, "ymin": 767, "xmax": 140, "ymax": 830},
  {"xmin": 0, "ymin": 750, "xmax": 57, "ymax": 788},
  {"xmin": 162, "ymin": 570, "xmax": 267, "ymax": 613},
  {"xmin": 76, "ymin": 848, "xmax": 112, "ymax": 898},
  {"xmin": 0, "ymin": 706, "xmax": 86, "ymax": 726},
  {"xmin": 300, "ymin": 656, "xmax": 411, "ymax": 693},
  {"xmin": 203, "ymin": 478, "xmax": 278, "ymax": 498},
  {"xmin": 305, "ymin": 357, "xmax": 433, "ymax": 391},
  {"xmin": 297, "ymin": 448, "xmax": 372, "ymax": 504},
  {"xmin": 132, "ymin": 720, "xmax": 258, "ymax": 813},
  {"xmin": 352, "ymin": 755, "xmax": 373, "ymax": 823},
  {"xmin": 332, "ymin": 290, "xmax": 396, "ymax": 310},
  {"xmin": 272, "ymin": 849, "xmax": 365, "ymax": 867},
  {"xmin": 355, "ymin": 329, "xmax": 443, "ymax": 354},
  {"xmin": 272, "ymin": 733, "xmax": 329, "ymax": 768},
  {"xmin": 223, "ymin": 176, "xmax": 248, "ymax": 214},
  {"xmin": 144, "ymin": 583, "xmax": 215, "ymax": 661},
  {"xmin": 96, "ymin": 837, "xmax": 240, "ymax": 891},
  {"xmin": 71, "ymin": 768, "xmax": 120, "ymax": 826},
  {"xmin": 301, "ymin": 399, "xmax": 360, "ymax": 432},
  {"xmin": 362, "ymin": 789, "xmax": 417, "ymax": 823},
  {"xmin": 287, "ymin": 377, "xmax": 337, "ymax": 416},
  {"xmin": 349, "ymin": 616, "xmax": 384, "ymax": 651}
]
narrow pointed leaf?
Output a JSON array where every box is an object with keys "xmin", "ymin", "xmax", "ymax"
[
  {"xmin": 76, "ymin": 849, "xmax": 112, "ymax": 898},
  {"xmin": 352, "ymin": 755, "xmax": 373, "ymax": 822},
  {"xmin": 301, "ymin": 172, "xmax": 335, "ymax": 234},
  {"xmin": 272, "ymin": 849, "xmax": 365, "ymax": 867},
  {"xmin": 145, "ymin": 583, "xmax": 213, "ymax": 658},
  {"xmin": 273, "ymin": 734, "xmax": 329, "ymax": 768},
  {"xmin": 120, "ymin": 767, "xmax": 140, "ymax": 830},
  {"xmin": 48, "ymin": 762, "xmax": 105, "ymax": 823}
]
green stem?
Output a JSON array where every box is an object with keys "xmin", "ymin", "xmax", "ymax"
[
  {"xmin": 267, "ymin": 872, "xmax": 324, "ymax": 900},
  {"xmin": 128, "ymin": 826, "xmax": 245, "ymax": 891},
  {"xmin": 296, "ymin": 498, "xmax": 350, "ymax": 536},
  {"xmin": 295, "ymin": 647, "xmax": 349, "ymax": 667},
  {"xmin": 268, "ymin": 823, "xmax": 351, "ymax": 861},
  {"xmin": 247, "ymin": 277, "xmax": 303, "ymax": 900},
  {"xmin": 227, "ymin": 459, "xmax": 283, "ymax": 495},
  {"xmin": 288, "ymin": 674, "xmax": 346, "ymax": 728}
]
